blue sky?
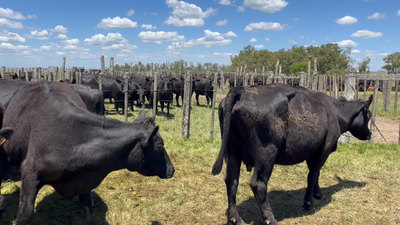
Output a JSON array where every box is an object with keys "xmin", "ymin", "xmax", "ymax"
[{"xmin": 0, "ymin": 0, "xmax": 399, "ymax": 71}]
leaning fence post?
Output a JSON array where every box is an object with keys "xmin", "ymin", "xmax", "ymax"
[
  {"xmin": 339, "ymin": 73, "xmax": 356, "ymax": 144},
  {"xmin": 370, "ymin": 80, "xmax": 379, "ymax": 143},
  {"xmin": 124, "ymin": 71, "xmax": 129, "ymax": 122},
  {"xmin": 152, "ymin": 69, "xmax": 158, "ymax": 119},
  {"xmin": 181, "ymin": 68, "xmax": 192, "ymax": 140},
  {"xmin": 210, "ymin": 72, "xmax": 218, "ymax": 138}
]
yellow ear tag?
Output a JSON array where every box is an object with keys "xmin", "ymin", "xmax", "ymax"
[{"xmin": 0, "ymin": 139, "xmax": 6, "ymax": 146}]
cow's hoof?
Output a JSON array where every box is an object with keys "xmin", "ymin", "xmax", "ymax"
[
  {"xmin": 302, "ymin": 201, "xmax": 314, "ymax": 211},
  {"xmin": 0, "ymin": 209, "xmax": 5, "ymax": 217},
  {"xmin": 262, "ymin": 219, "xmax": 278, "ymax": 225},
  {"xmin": 313, "ymin": 192, "xmax": 324, "ymax": 200},
  {"xmin": 228, "ymin": 216, "xmax": 242, "ymax": 225}
]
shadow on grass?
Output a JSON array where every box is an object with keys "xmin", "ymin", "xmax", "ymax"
[
  {"xmin": 1, "ymin": 189, "xmax": 109, "ymax": 225},
  {"xmin": 236, "ymin": 176, "xmax": 366, "ymax": 225}
]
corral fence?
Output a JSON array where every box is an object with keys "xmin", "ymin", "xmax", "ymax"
[{"xmin": 1, "ymin": 59, "xmax": 399, "ymax": 144}]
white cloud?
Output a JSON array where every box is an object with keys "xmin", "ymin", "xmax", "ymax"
[
  {"xmin": 216, "ymin": 19, "xmax": 228, "ymax": 26},
  {"xmin": 244, "ymin": 22, "xmax": 284, "ymax": 32},
  {"xmin": 151, "ymin": 12, "xmax": 157, "ymax": 16},
  {"xmin": 39, "ymin": 43, "xmax": 61, "ymax": 51},
  {"xmin": 383, "ymin": 40, "xmax": 391, "ymax": 43},
  {"xmin": 265, "ymin": 38, "xmax": 270, "ymax": 41},
  {"xmin": 138, "ymin": 31, "xmax": 185, "ymax": 44},
  {"xmin": 398, "ymin": 9, "xmax": 400, "ymax": 16},
  {"xmin": 294, "ymin": 18, "xmax": 299, "ymax": 21},
  {"xmin": 0, "ymin": 18, "xmax": 23, "ymax": 29},
  {"xmin": 26, "ymin": 29, "xmax": 51, "ymax": 40},
  {"xmin": 224, "ymin": 31, "xmax": 238, "ymax": 37},
  {"xmin": 141, "ymin": 24, "xmax": 157, "ymax": 30},
  {"xmin": 335, "ymin": 16, "xmax": 358, "ymax": 25},
  {"xmin": 96, "ymin": 17, "xmax": 138, "ymax": 29},
  {"xmin": 62, "ymin": 39, "xmax": 79, "ymax": 45},
  {"xmin": 300, "ymin": 36, "xmax": 304, "ymax": 39},
  {"xmin": 325, "ymin": 37, "xmax": 330, "ymax": 40},
  {"xmin": 250, "ymin": 37, "xmax": 257, "ymax": 42},
  {"xmin": 254, "ymin": 45, "xmax": 264, "ymax": 49},
  {"xmin": 56, "ymin": 51, "xmax": 67, "ymax": 56},
  {"xmin": 367, "ymin": 12, "xmax": 387, "ymax": 20},
  {"xmin": 102, "ymin": 43, "xmax": 138, "ymax": 50},
  {"xmin": 351, "ymin": 49, "xmax": 361, "ymax": 54},
  {"xmin": 52, "ymin": 25, "xmax": 68, "ymax": 34},
  {"xmin": 27, "ymin": 15, "xmax": 36, "ymax": 19},
  {"xmin": 219, "ymin": 0, "xmax": 231, "ymax": 5},
  {"xmin": 312, "ymin": 40, "xmax": 318, "ymax": 44},
  {"xmin": 83, "ymin": 33, "xmax": 128, "ymax": 46},
  {"xmin": 164, "ymin": 0, "xmax": 217, "ymax": 27},
  {"xmin": 237, "ymin": 6, "xmax": 245, "ymax": 12},
  {"xmin": 56, "ymin": 34, "xmax": 68, "ymax": 39},
  {"xmin": 0, "ymin": 7, "xmax": 26, "ymax": 20},
  {"xmin": 214, "ymin": 52, "xmax": 233, "ymax": 56},
  {"xmin": 287, "ymin": 39, "xmax": 296, "ymax": 45},
  {"xmin": 0, "ymin": 30, "xmax": 26, "ymax": 43},
  {"xmin": 167, "ymin": 29, "xmax": 232, "ymax": 50},
  {"xmin": 127, "ymin": 9, "xmax": 135, "ymax": 17},
  {"xmin": 351, "ymin": 30, "xmax": 383, "ymax": 39},
  {"xmin": 243, "ymin": 0, "xmax": 289, "ymax": 13},
  {"xmin": 336, "ymin": 39, "xmax": 358, "ymax": 48},
  {"xmin": 0, "ymin": 42, "xmax": 30, "ymax": 54}
]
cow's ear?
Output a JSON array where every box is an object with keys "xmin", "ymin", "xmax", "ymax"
[
  {"xmin": 145, "ymin": 77, "xmax": 150, "ymax": 82},
  {"xmin": 142, "ymin": 126, "xmax": 159, "ymax": 148},
  {"xmin": 365, "ymin": 94, "xmax": 373, "ymax": 108},
  {"xmin": 0, "ymin": 127, "xmax": 13, "ymax": 146},
  {"xmin": 136, "ymin": 110, "xmax": 146, "ymax": 121}
]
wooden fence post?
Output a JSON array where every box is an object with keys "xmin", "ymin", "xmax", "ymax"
[
  {"xmin": 181, "ymin": 68, "xmax": 192, "ymax": 140},
  {"xmin": 33, "ymin": 68, "xmax": 39, "ymax": 82},
  {"xmin": 100, "ymin": 55, "xmax": 105, "ymax": 74},
  {"xmin": 275, "ymin": 60, "xmax": 279, "ymax": 75},
  {"xmin": 394, "ymin": 81, "xmax": 398, "ymax": 113},
  {"xmin": 308, "ymin": 56, "xmax": 312, "ymax": 77},
  {"xmin": 334, "ymin": 76, "xmax": 338, "ymax": 98},
  {"xmin": 370, "ymin": 80, "xmax": 379, "ymax": 143},
  {"xmin": 152, "ymin": 69, "xmax": 158, "ymax": 119},
  {"xmin": 210, "ymin": 72, "xmax": 218, "ymax": 138},
  {"xmin": 384, "ymin": 80, "xmax": 392, "ymax": 111},
  {"xmin": 110, "ymin": 57, "xmax": 114, "ymax": 76},
  {"xmin": 220, "ymin": 70, "xmax": 225, "ymax": 95},
  {"xmin": 312, "ymin": 75, "xmax": 318, "ymax": 90},
  {"xmin": 61, "ymin": 57, "xmax": 66, "ymax": 80},
  {"xmin": 124, "ymin": 71, "xmax": 128, "ymax": 122},
  {"xmin": 364, "ymin": 79, "xmax": 367, "ymax": 100},
  {"xmin": 339, "ymin": 73, "xmax": 356, "ymax": 144},
  {"xmin": 1, "ymin": 66, "xmax": 5, "ymax": 78}
]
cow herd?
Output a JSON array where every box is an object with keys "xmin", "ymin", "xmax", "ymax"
[{"xmin": 0, "ymin": 71, "xmax": 376, "ymax": 224}]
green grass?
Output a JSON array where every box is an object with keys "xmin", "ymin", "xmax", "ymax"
[{"xmin": 1, "ymin": 95, "xmax": 400, "ymax": 225}]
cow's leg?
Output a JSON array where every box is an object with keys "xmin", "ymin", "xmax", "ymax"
[
  {"xmin": 176, "ymin": 95, "xmax": 180, "ymax": 107},
  {"xmin": 16, "ymin": 161, "xmax": 41, "ymax": 225},
  {"xmin": 225, "ymin": 154, "xmax": 242, "ymax": 225},
  {"xmin": 79, "ymin": 192, "xmax": 94, "ymax": 224},
  {"xmin": 166, "ymin": 102, "xmax": 170, "ymax": 118},
  {"xmin": 0, "ymin": 175, "xmax": 4, "ymax": 215},
  {"xmin": 250, "ymin": 154, "xmax": 278, "ymax": 225},
  {"xmin": 115, "ymin": 101, "xmax": 121, "ymax": 115},
  {"xmin": 303, "ymin": 150, "xmax": 331, "ymax": 210},
  {"xmin": 196, "ymin": 93, "xmax": 200, "ymax": 106},
  {"xmin": 160, "ymin": 101, "xmax": 165, "ymax": 116}
]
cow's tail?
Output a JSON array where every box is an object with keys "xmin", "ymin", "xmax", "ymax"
[{"xmin": 212, "ymin": 87, "xmax": 243, "ymax": 175}]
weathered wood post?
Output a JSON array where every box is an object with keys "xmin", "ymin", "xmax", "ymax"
[
  {"xmin": 235, "ymin": 67, "xmax": 238, "ymax": 87},
  {"xmin": 210, "ymin": 72, "xmax": 218, "ymax": 138},
  {"xmin": 61, "ymin": 57, "xmax": 66, "ymax": 80},
  {"xmin": 339, "ymin": 73, "xmax": 356, "ymax": 144},
  {"xmin": 243, "ymin": 73, "xmax": 247, "ymax": 87},
  {"xmin": 16, "ymin": 68, "xmax": 20, "ymax": 80},
  {"xmin": 181, "ymin": 68, "xmax": 192, "ymax": 140},
  {"xmin": 308, "ymin": 56, "xmax": 312, "ymax": 77},
  {"xmin": 1, "ymin": 66, "xmax": 5, "ymax": 78},
  {"xmin": 152, "ymin": 68, "xmax": 158, "ymax": 119},
  {"xmin": 109, "ymin": 57, "xmax": 114, "ymax": 76},
  {"xmin": 312, "ymin": 74, "xmax": 318, "ymax": 90},
  {"xmin": 370, "ymin": 80, "xmax": 379, "ymax": 143},
  {"xmin": 394, "ymin": 81, "xmax": 398, "ymax": 113},
  {"xmin": 300, "ymin": 72, "xmax": 306, "ymax": 87},
  {"xmin": 384, "ymin": 79, "xmax": 392, "ymax": 111},
  {"xmin": 124, "ymin": 71, "xmax": 129, "ymax": 122},
  {"xmin": 262, "ymin": 66, "xmax": 265, "ymax": 85},
  {"xmin": 99, "ymin": 72, "xmax": 104, "ymax": 93},
  {"xmin": 334, "ymin": 76, "xmax": 338, "ymax": 98},
  {"xmin": 314, "ymin": 57, "xmax": 317, "ymax": 75},
  {"xmin": 318, "ymin": 75, "xmax": 324, "ymax": 92},
  {"xmin": 364, "ymin": 79, "xmax": 367, "ymax": 100},
  {"xmin": 250, "ymin": 72, "xmax": 254, "ymax": 86},
  {"xmin": 220, "ymin": 70, "xmax": 225, "ymax": 94},
  {"xmin": 275, "ymin": 60, "xmax": 279, "ymax": 75},
  {"xmin": 100, "ymin": 55, "xmax": 105, "ymax": 74},
  {"xmin": 33, "ymin": 68, "xmax": 38, "ymax": 82}
]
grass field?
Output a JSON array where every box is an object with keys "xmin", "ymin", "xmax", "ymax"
[{"xmin": 1, "ymin": 95, "xmax": 400, "ymax": 225}]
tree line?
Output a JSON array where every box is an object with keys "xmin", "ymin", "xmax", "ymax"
[{"xmin": 112, "ymin": 44, "xmax": 400, "ymax": 75}]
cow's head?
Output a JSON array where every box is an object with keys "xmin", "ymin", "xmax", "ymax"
[
  {"xmin": 160, "ymin": 77, "xmax": 172, "ymax": 94},
  {"xmin": 129, "ymin": 110, "xmax": 175, "ymax": 179},
  {"xmin": 348, "ymin": 95, "xmax": 373, "ymax": 140},
  {"xmin": 136, "ymin": 88, "xmax": 145, "ymax": 105}
]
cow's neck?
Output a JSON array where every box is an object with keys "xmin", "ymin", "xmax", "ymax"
[
  {"xmin": 334, "ymin": 99, "xmax": 362, "ymax": 134},
  {"xmin": 73, "ymin": 119, "xmax": 144, "ymax": 173}
]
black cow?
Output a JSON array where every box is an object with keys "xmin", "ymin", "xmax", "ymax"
[
  {"xmin": 192, "ymin": 78, "xmax": 213, "ymax": 107},
  {"xmin": 172, "ymin": 77, "xmax": 184, "ymax": 107},
  {"xmin": 130, "ymin": 75, "xmax": 154, "ymax": 104},
  {"xmin": 149, "ymin": 77, "xmax": 174, "ymax": 117},
  {"xmin": 1, "ymin": 80, "xmax": 174, "ymax": 224},
  {"xmin": 129, "ymin": 81, "xmax": 145, "ymax": 111},
  {"xmin": 212, "ymin": 84, "xmax": 373, "ymax": 225},
  {"xmin": 69, "ymin": 84, "xmax": 105, "ymax": 115},
  {"xmin": 81, "ymin": 74, "xmax": 123, "ymax": 104},
  {"xmin": 0, "ymin": 80, "xmax": 104, "ymax": 115}
]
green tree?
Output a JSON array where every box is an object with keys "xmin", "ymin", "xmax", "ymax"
[
  {"xmin": 381, "ymin": 52, "xmax": 400, "ymax": 74},
  {"xmin": 290, "ymin": 62, "xmax": 308, "ymax": 74},
  {"xmin": 358, "ymin": 57, "xmax": 371, "ymax": 74}
]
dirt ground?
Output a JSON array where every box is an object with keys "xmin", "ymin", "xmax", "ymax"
[{"xmin": 371, "ymin": 116, "xmax": 399, "ymax": 144}]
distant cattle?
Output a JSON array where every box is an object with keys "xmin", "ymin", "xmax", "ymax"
[
  {"xmin": 130, "ymin": 75, "xmax": 154, "ymax": 104},
  {"xmin": 212, "ymin": 84, "xmax": 373, "ymax": 225},
  {"xmin": 1, "ymin": 80, "xmax": 174, "ymax": 224},
  {"xmin": 192, "ymin": 78, "xmax": 214, "ymax": 107},
  {"xmin": 149, "ymin": 77, "xmax": 174, "ymax": 117},
  {"xmin": 172, "ymin": 77, "xmax": 184, "ymax": 107},
  {"xmin": 81, "ymin": 74, "xmax": 124, "ymax": 104}
]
